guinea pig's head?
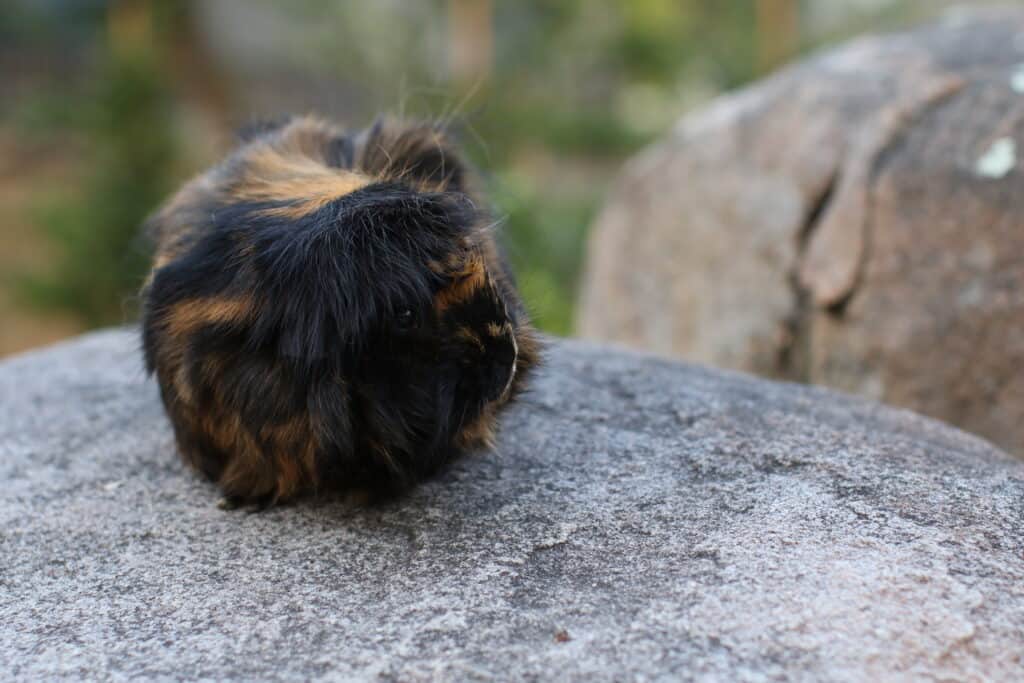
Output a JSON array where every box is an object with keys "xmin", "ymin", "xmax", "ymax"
[
  {"xmin": 355, "ymin": 245, "xmax": 526, "ymax": 455},
  {"xmin": 143, "ymin": 116, "xmax": 538, "ymax": 490}
]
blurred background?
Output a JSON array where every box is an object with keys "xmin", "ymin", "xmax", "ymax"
[{"xmin": 0, "ymin": 0, "xmax": 1013, "ymax": 356}]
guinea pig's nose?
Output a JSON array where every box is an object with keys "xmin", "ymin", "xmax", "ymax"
[{"xmin": 483, "ymin": 323, "xmax": 518, "ymax": 403}]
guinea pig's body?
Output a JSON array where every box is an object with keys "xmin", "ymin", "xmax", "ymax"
[{"xmin": 141, "ymin": 116, "xmax": 539, "ymax": 506}]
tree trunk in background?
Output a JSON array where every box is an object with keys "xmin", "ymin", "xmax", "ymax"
[
  {"xmin": 448, "ymin": 0, "xmax": 493, "ymax": 87},
  {"xmin": 756, "ymin": 0, "xmax": 800, "ymax": 72},
  {"xmin": 163, "ymin": 1, "xmax": 236, "ymax": 150},
  {"xmin": 107, "ymin": 0, "xmax": 152, "ymax": 56}
]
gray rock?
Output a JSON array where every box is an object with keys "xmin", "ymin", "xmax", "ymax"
[
  {"xmin": 2, "ymin": 329, "xmax": 1023, "ymax": 681},
  {"xmin": 578, "ymin": 8, "xmax": 1024, "ymax": 458}
]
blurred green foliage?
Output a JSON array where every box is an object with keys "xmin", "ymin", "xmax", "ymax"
[
  {"xmin": 466, "ymin": 2, "xmax": 761, "ymax": 333},
  {"xmin": 4, "ymin": 0, "xmax": 956, "ymax": 335},
  {"xmin": 8, "ymin": 2, "xmax": 177, "ymax": 326},
  {"xmin": 19, "ymin": 55, "xmax": 176, "ymax": 325},
  {"xmin": 8, "ymin": 0, "xmax": 773, "ymax": 334}
]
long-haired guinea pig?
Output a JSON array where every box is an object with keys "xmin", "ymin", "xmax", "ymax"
[{"xmin": 140, "ymin": 115, "xmax": 540, "ymax": 507}]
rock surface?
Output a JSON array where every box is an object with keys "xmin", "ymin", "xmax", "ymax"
[
  {"xmin": 2, "ymin": 329, "xmax": 1024, "ymax": 681},
  {"xmin": 579, "ymin": 8, "xmax": 1024, "ymax": 458}
]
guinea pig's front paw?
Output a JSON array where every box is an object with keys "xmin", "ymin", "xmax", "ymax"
[{"xmin": 216, "ymin": 493, "xmax": 277, "ymax": 513}]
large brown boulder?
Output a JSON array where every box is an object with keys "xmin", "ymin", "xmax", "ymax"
[{"xmin": 579, "ymin": 8, "xmax": 1024, "ymax": 457}]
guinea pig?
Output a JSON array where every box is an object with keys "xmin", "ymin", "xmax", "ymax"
[{"xmin": 140, "ymin": 115, "xmax": 540, "ymax": 508}]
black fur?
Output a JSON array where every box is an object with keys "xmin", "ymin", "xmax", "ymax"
[{"xmin": 141, "ymin": 115, "xmax": 539, "ymax": 504}]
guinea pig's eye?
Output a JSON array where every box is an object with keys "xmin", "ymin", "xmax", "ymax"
[{"xmin": 395, "ymin": 308, "xmax": 418, "ymax": 331}]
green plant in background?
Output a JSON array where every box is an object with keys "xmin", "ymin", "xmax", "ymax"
[
  {"xmin": 14, "ymin": 2, "xmax": 177, "ymax": 327},
  {"xmin": 1, "ymin": 0, "xmax": 983, "ymax": 341},
  {"xmin": 20, "ymin": 58, "xmax": 175, "ymax": 326},
  {"xmin": 466, "ymin": 1, "xmax": 763, "ymax": 334},
  {"xmin": 491, "ymin": 173, "xmax": 598, "ymax": 336},
  {"xmin": 4, "ymin": 0, "xmax": 771, "ymax": 335}
]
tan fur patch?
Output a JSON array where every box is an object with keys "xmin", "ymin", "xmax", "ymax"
[
  {"xmin": 166, "ymin": 297, "xmax": 254, "ymax": 339},
  {"xmin": 456, "ymin": 327, "xmax": 484, "ymax": 351},
  {"xmin": 152, "ymin": 252, "xmax": 175, "ymax": 271},
  {"xmin": 275, "ymin": 116, "xmax": 338, "ymax": 159},
  {"xmin": 273, "ymin": 451, "xmax": 303, "ymax": 501},
  {"xmin": 269, "ymin": 420, "xmax": 317, "ymax": 498},
  {"xmin": 456, "ymin": 408, "xmax": 497, "ymax": 451},
  {"xmin": 208, "ymin": 410, "xmax": 275, "ymax": 499},
  {"xmin": 486, "ymin": 322, "xmax": 511, "ymax": 338},
  {"xmin": 172, "ymin": 365, "xmax": 194, "ymax": 406},
  {"xmin": 434, "ymin": 258, "xmax": 487, "ymax": 313},
  {"xmin": 233, "ymin": 149, "xmax": 370, "ymax": 220}
]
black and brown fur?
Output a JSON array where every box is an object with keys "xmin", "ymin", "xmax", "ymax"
[{"xmin": 141, "ymin": 115, "xmax": 539, "ymax": 506}]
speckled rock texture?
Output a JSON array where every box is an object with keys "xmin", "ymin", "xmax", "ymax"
[
  {"xmin": 578, "ymin": 8, "xmax": 1024, "ymax": 458},
  {"xmin": 2, "ymin": 329, "xmax": 1023, "ymax": 681}
]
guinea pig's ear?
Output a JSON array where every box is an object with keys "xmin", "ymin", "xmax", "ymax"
[
  {"xmin": 323, "ymin": 134, "xmax": 356, "ymax": 169},
  {"xmin": 356, "ymin": 118, "xmax": 471, "ymax": 193},
  {"xmin": 235, "ymin": 115, "xmax": 295, "ymax": 144}
]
